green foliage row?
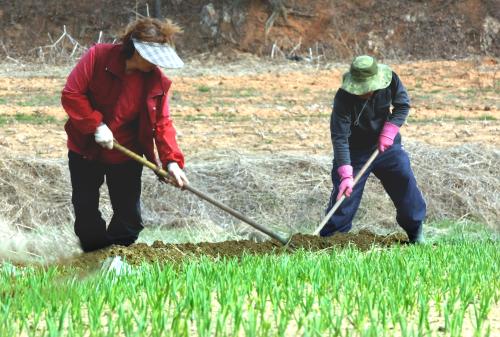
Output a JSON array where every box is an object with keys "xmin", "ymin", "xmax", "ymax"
[{"xmin": 1, "ymin": 239, "xmax": 499, "ymax": 337}]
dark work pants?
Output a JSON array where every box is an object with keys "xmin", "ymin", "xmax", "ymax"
[
  {"xmin": 68, "ymin": 151, "xmax": 144, "ymax": 252},
  {"xmin": 320, "ymin": 144, "xmax": 426, "ymax": 241}
]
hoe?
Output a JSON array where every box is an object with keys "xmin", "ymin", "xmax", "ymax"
[
  {"xmin": 114, "ymin": 141, "xmax": 379, "ymax": 246},
  {"xmin": 311, "ymin": 149, "xmax": 379, "ymax": 236},
  {"xmin": 113, "ymin": 141, "xmax": 291, "ymax": 245}
]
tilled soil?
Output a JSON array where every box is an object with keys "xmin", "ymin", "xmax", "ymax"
[
  {"xmin": 0, "ymin": 59, "xmax": 498, "ymax": 161},
  {"xmin": 64, "ymin": 230, "xmax": 408, "ymax": 269}
]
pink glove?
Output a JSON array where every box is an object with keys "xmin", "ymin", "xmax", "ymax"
[
  {"xmin": 337, "ymin": 165, "xmax": 354, "ymax": 200},
  {"xmin": 378, "ymin": 122, "xmax": 399, "ymax": 152}
]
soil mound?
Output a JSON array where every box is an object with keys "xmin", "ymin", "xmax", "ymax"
[{"xmin": 65, "ymin": 230, "xmax": 408, "ymax": 269}]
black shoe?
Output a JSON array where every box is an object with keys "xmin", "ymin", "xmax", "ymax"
[{"xmin": 79, "ymin": 238, "xmax": 111, "ymax": 252}]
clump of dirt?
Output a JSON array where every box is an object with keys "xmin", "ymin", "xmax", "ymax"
[
  {"xmin": 64, "ymin": 230, "xmax": 408, "ymax": 269},
  {"xmin": 288, "ymin": 230, "xmax": 408, "ymax": 251}
]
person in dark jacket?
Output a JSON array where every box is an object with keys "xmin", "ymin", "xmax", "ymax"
[
  {"xmin": 61, "ymin": 18, "xmax": 188, "ymax": 252},
  {"xmin": 319, "ymin": 55, "xmax": 426, "ymax": 243}
]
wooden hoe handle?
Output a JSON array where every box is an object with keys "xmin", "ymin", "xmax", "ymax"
[
  {"xmin": 312, "ymin": 149, "xmax": 380, "ymax": 236},
  {"xmin": 113, "ymin": 141, "xmax": 291, "ymax": 245}
]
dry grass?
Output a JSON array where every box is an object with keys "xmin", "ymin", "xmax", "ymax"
[{"xmin": 0, "ymin": 141, "xmax": 498, "ymax": 263}]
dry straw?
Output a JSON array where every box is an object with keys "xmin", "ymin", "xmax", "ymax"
[{"xmin": 0, "ymin": 141, "xmax": 498, "ymax": 262}]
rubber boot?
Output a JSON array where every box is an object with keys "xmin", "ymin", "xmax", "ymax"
[{"xmin": 407, "ymin": 225, "xmax": 425, "ymax": 244}]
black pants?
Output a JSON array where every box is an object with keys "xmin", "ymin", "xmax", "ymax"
[{"xmin": 68, "ymin": 151, "xmax": 144, "ymax": 252}]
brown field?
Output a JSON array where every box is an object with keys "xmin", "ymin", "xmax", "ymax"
[
  {"xmin": 0, "ymin": 57, "xmax": 498, "ymax": 160},
  {"xmin": 0, "ymin": 56, "xmax": 498, "ymax": 252}
]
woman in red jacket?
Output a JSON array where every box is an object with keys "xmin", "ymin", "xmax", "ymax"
[{"xmin": 61, "ymin": 18, "xmax": 188, "ymax": 252}]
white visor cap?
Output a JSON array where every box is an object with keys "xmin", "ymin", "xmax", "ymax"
[{"xmin": 132, "ymin": 38, "xmax": 184, "ymax": 69}]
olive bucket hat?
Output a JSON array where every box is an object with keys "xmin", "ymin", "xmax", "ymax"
[
  {"xmin": 132, "ymin": 38, "xmax": 184, "ymax": 69},
  {"xmin": 341, "ymin": 55, "xmax": 392, "ymax": 95}
]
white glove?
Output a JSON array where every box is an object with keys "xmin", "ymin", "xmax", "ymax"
[
  {"xmin": 94, "ymin": 123, "xmax": 114, "ymax": 149},
  {"xmin": 167, "ymin": 162, "xmax": 189, "ymax": 187}
]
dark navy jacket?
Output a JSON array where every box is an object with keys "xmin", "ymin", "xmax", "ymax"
[{"xmin": 330, "ymin": 72, "xmax": 410, "ymax": 166}]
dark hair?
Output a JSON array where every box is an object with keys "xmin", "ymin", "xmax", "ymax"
[{"xmin": 119, "ymin": 18, "xmax": 182, "ymax": 59}]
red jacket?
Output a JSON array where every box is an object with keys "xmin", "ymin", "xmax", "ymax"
[{"xmin": 61, "ymin": 43, "xmax": 184, "ymax": 168}]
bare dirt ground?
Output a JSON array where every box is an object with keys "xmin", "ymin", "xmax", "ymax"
[{"xmin": 0, "ymin": 57, "xmax": 498, "ymax": 160}]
